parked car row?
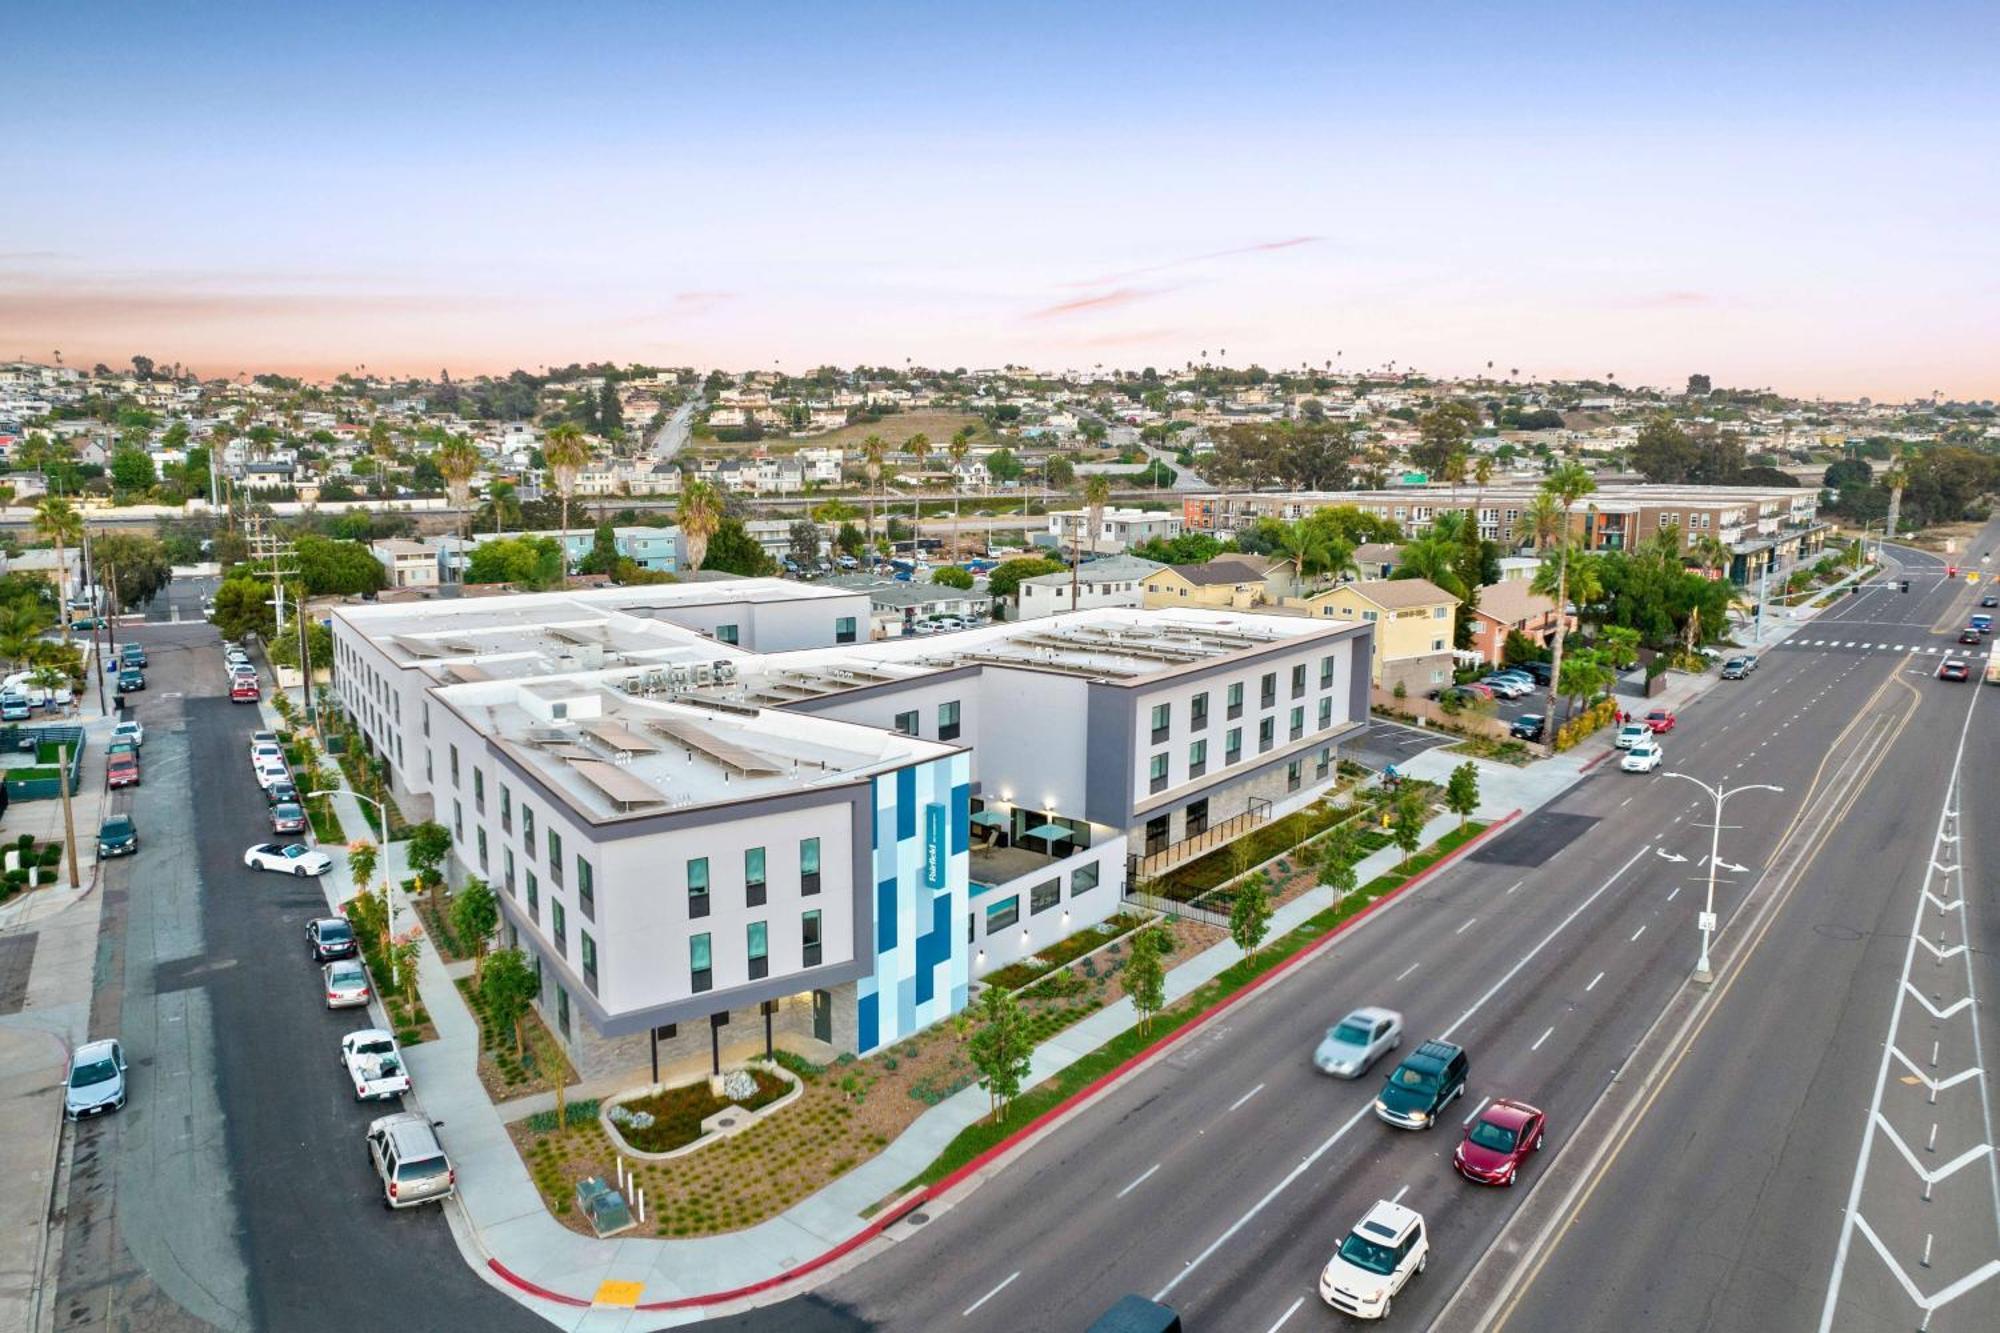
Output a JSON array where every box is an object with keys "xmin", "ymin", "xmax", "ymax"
[
  {"xmin": 1313, "ymin": 1012, "xmax": 1551, "ymax": 1318},
  {"xmin": 226, "ymin": 642, "xmax": 260, "ymax": 703}
]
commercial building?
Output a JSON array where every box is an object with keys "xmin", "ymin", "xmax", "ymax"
[
  {"xmin": 329, "ymin": 586, "xmax": 1372, "ymax": 1078},
  {"xmin": 1181, "ymin": 484, "xmax": 1827, "ymax": 584}
]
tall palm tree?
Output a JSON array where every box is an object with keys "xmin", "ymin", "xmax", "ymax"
[
  {"xmin": 33, "ymin": 497, "xmax": 81, "ymax": 648},
  {"xmin": 1536, "ymin": 463, "xmax": 1598, "ymax": 737},
  {"xmin": 1881, "ymin": 448, "xmax": 1907, "ymax": 543},
  {"xmin": 542, "ymin": 423, "xmax": 590, "ymax": 585},
  {"xmin": 436, "ymin": 438, "xmax": 480, "ymax": 550},
  {"xmin": 860, "ymin": 434, "xmax": 887, "ymax": 556},
  {"xmin": 1068, "ymin": 475, "xmax": 1114, "ymax": 609},
  {"xmin": 1521, "ymin": 489, "xmax": 1562, "ymax": 552},
  {"xmin": 906, "ymin": 432, "xmax": 932, "ymax": 546},
  {"xmin": 946, "ymin": 427, "xmax": 972, "ymax": 559},
  {"xmin": 675, "ymin": 478, "xmax": 722, "ymax": 575},
  {"xmin": 1274, "ymin": 519, "xmax": 1332, "ymax": 594},
  {"xmin": 367, "ymin": 420, "xmax": 394, "ymax": 496}
]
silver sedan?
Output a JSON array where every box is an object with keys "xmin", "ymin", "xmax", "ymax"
[
  {"xmin": 322, "ymin": 958, "xmax": 372, "ymax": 1009},
  {"xmin": 1315, "ymin": 1006, "xmax": 1404, "ymax": 1078}
]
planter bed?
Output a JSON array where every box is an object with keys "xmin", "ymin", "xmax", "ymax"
[{"xmin": 601, "ymin": 1064, "xmax": 798, "ymax": 1158}]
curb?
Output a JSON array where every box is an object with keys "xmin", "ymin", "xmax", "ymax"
[{"xmin": 486, "ymin": 809, "xmax": 1524, "ymax": 1315}]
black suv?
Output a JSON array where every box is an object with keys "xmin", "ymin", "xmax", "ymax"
[
  {"xmin": 1509, "ymin": 715, "xmax": 1546, "ymax": 742},
  {"xmin": 1519, "ymin": 661, "xmax": 1555, "ymax": 687},
  {"xmin": 1373, "ymin": 1040, "xmax": 1469, "ymax": 1130}
]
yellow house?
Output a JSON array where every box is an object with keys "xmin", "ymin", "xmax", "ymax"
[
  {"xmin": 1141, "ymin": 555, "xmax": 1289, "ymax": 610},
  {"xmin": 1291, "ymin": 578, "xmax": 1460, "ymax": 695}
]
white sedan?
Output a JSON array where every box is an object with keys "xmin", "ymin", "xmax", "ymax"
[
  {"xmin": 244, "ymin": 842, "xmax": 333, "ymax": 877},
  {"xmin": 1621, "ymin": 739, "xmax": 1665, "ymax": 773}
]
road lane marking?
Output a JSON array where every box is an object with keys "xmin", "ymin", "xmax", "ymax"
[
  {"xmin": 1157, "ymin": 843, "xmax": 1651, "ymax": 1305},
  {"xmin": 1464, "ymin": 1095, "xmax": 1492, "ymax": 1125},
  {"xmin": 964, "ymin": 1271, "xmax": 1019, "ymax": 1316},
  {"xmin": 1585, "ymin": 971, "xmax": 1604, "ymax": 992},
  {"xmin": 1506, "ymin": 879, "xmax": 1524, "ymax": 895},
  {"xmin": 1391, "ymin": 1183, "xmax": 1411, "ymax": 1204},
  {"xmin": 1531, "ymin": 1026, "xmax": 1554, "ymax": 1052},
  {"xmin": 1630, "ymin": 925, "xmax": 1646, "ymax": 942},
  {"xmin": 1456, "ymin": 917, "xmax": 1478, "ymax": 935},
  {"xmin": 1666, "ymin": 886, "xmax": 1680, "ymax": 903},
  {"xmin": 1229, "ymin": 1083, "xmax": 1267, "ymax": 1113},
  {"xmin": 1395, "ymin": 962, "xmax": 1420, "ymax": 981},
  {"xmin": 1265, "ymin": 1297, "xmax": 1306, "ymax": 1333},
  {"xmin": 1117, "ymin": 1164, "xmax": 1162, "ymax": 1199}
]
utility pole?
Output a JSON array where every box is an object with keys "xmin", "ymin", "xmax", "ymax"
[
  {"xmin": 56, "ymin": 742, "xmax": 79, "ymax": 888},
  {"xmin": 245, "ymin": 511, "xmax": 297, "ymax": 640}
]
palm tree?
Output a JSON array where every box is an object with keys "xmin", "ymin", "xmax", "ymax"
[
  {"xmin": 367, "ymin": 420, "xmax": 394, "ymax": 496},
  {"xmin": 1068, "ymin": 475, "xmax": 1113, "ymax": 609},
  {"xmin": 946, "ymin": 427, "xmax": 972, "ymax": 559},
  {"xmin": 906, "ymin": 432, "xmax": 932, "ymax": 547},
  {"xmin": 860, "ymin": 434, "xmax": 887, "ymax": 556},
  {"xmin": 1536, "ymin": 463, "xmax": 1598, "ymax": 738},
  {"xmin": 33, "ymin": 497, "xmax": 81, "ymax": 648},
  {"xmin": 1521, "ymin": 489, "xmax": 1562, "ymax": 552},
  {"xmin": 1881, "ymin": 448, "xmax": 1907, "ymax": 542},
  {"xmin": 675, "ymin": 478, "xmax": 722, "ymax": 574},
  {"xmin": 1274, "ymin": 519, "xmax": 1332, "ymax": 594},
  {"xmin": 1690, "ymin": 532, "xmax": 1732, "ymax": 580},
  {"xmin": 542, "ymin": 422, "xmax": 590, "ymax": 585},
  {"xmin": 436, "ymin": 438, "xmax": 480, "ymax": 548}
]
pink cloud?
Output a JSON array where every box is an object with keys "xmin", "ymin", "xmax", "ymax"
[
  {"xmin": 1064, "ymin": 236, "xmax": 1320, "ymax": 288},
  {"xmin": 1027, "ymin": 286, "xmax": 1170, "ymax": 320}
]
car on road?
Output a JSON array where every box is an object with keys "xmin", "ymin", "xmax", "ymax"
[
  {"xmin": 254, "ymin": 759, "xmax": 290, "ymax": 791},
  {"xmin": 268, "ymin": 801, "xmax": 309, "ymax": 835},
  {"xmin": 1983, "ymin": 594, "xmax": 1999, "ymax": 608},
  {"xmin": 119, "ymin": 644, "xmax": 148, "ymax": 668},
  {"xmin": 1939, "ymin": 658, "xmax": 1971, "ymax": 682},
  {"xmin": 341, "ymin": 1028, "xmax": 412, "ymax": 1101},
  {"xmin": 1621, "ymin": 739, "xmax": 1665, "ymax": 773},
  {"xmin": 230, "ymin": 677, "xmax": 260, "ymax": 704},
  {"xmin": 1314, "ymin": 1007, "xmax": 1403, "ymax": 1078},
  {"xmin": 0, "ymin": 692, "xmax": 31, "ymax": 722},
  {"xmin": 250, "ymin": 742, "xmax": 284, "ymax": 771},
  {"xmin": 107, "ymin": 752, "xmax": 141, "ymax": 788},
  {"xmin": 97, "ymin": 814, "xmax": 137, "ymax": 858},
  {"xmin": 1959, "ymin": 628, "xmax": 1982, "ymax": 645},
  {"xmin": 116, "ymin": 668, "xmax": 145, "ymax": 693},
  {"xmin": 1454, "ymin": 1098, "xmax": 1547, "ymax": 1186},
  {"xmin": 249, "ymin": 730, "xmax": 278, "ymax": 751},
  {"xmin": 1643, "ymin": 708, "xmax": 1676, "ymax": 733},
  {"xmin": 63, "ymin": 1039, "xmax": 129, "ymax": 1120},
  {"xmin": 70, "ymin": 616, "xmax": 105, "ymax": 632},
  {"xmin": 1508, "ymin": 715, "xmax": 1546, "ymax": 742},
  {"xmin": 1086, "ymin": 1295, "xmax": 1183, "ymax": 1333},
  {"xmin": 111, "ymin": 720, "xmax": 144, "ymax": 748},
  {"xmin": 1614, "ymin": 721, "xmax": 1650, "ymax": 749},
  {"xmin": 1720, "ymin": 657, "xmax": 1749, "ymax": 679},
  {"xmin": 1373, "ymin": 1039, "xmax": 1469, "ymax": 1130},
  {"xmin": 1971, "ymin": 614, "xmax": 1994, "ymax": 633},
  {"xmin": 265, "ymin": 780, "xmax": 299, "ymax": 806},
  {"xmin": 308, "ymin": 916, "xmax": 357, "ymax": 961},
  {"xmin": 1481, "ymin": 675, "xmax": 1533, "ymax": 699},
  {"xmin": 322, "ymin": 957, "xmax": 371, "ymax": 1009},
  {"xmin": 1318, "ymin": 1199, "xmax": 1429, "ymax": 1320},
  {"xmin": 365, "ymin": 1111, "xmax": 455, "ymax": 1209},
  {"xmin": 245, "ymin": 841, "xmax": 332, "ymax": 877}
]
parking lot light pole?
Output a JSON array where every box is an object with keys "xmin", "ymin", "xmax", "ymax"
[{"xmin": 1664, "ymin": 773, "xmax": 1782, "ymax": 984}]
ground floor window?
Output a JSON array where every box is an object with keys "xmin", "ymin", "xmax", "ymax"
[
  {"xmin": 1144, "ymin": 814, "xmax": 1171, "ymax": 857},
  {"xmin": 1030, "ymin": 878, "xmax": 1060, "ymax": 914},
  {"xmin": 986, "ymin": 895, "xmax": 1020, "ymax": 933},
  {"xmin": 1184, "ymin": 798, "xmax": 1209, "ymax": 838}
]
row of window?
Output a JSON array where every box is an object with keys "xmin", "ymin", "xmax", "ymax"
[
  {"xmin": 686, "ymin": 838, "xmax": 821, "ymax": 916},
  {"xmin": 1147, "ymin": 697, "xmax": 1341, "ymax": 792},
  {"xmin": 689, "ymin": 910, "xmax": 823, "ymax": 991},
  {"xmin": 892, "ymin": 700, "xmax": 962, "ymax": 742},
  {"xmin": 1146, "ymin": 657, "xmax": 1341, "ymax": 746},
  {"xmin": 978, "ymin": 861, "xmax": 1101, "ymax": 936}
]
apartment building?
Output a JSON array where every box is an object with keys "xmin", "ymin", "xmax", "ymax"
[
  {"xmin": 1288, "ymin": 579, "xmax": 1461, "ymax": 694},
  {"xmin": 1015, "ymin": 555, "xmax": 1164, "ymax": 620},
  {"xmin": 1044, "ymin": 506, "xmax": 1183, "ymax": 554},
  {"xmin": 1182, "ymin": 485, "xmax": 1827, "ymax": 584},
  {"xmin": 330, "ymin": 595, "xmax": 1372, "ymax": 1078},
  {"xmin": 371, "ymin": 539, "xmax": 440, "ymax": 590}
]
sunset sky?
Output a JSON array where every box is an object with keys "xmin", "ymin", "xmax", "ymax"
[{"xmin": 6, "ymin": 1, "xmax": 1997, "ymax": 400}]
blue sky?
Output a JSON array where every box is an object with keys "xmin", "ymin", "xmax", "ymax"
[{"xmin": 5, "ymin": 1, "xmax": 1997, "ymax": 397}]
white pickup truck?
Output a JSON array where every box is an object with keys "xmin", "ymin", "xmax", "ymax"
[{"xmin": 340, "ymin": 1029, "xmax": 412, "ymax": 1102}]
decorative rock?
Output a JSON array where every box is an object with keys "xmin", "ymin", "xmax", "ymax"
[{"xmin": 720, "ymin": 1068, "xmax": 757, "ymax": 1101}]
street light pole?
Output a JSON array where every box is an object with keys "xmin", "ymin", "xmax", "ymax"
[{"xmin": 1664, "ymin": 772, "xmax": 1782, "ymax": 984}]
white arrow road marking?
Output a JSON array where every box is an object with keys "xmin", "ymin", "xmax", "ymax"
[
  {"xmin": 1889, "ymin": 1047, "xmax": 1984, "ymax": 1093},
  {"xmin": 1923, "ymin": 892, "xmax": 1963, "ymax": 913},
  {"xmin": 1852, "ymin": 1215, "xmax": 2000, "ymax": 1313},
  {"xmin": 1904, "ymin": 986, "xmax": 1973, "ymax": 1020},
  {"xmin": 1872, "ymin": 1115, "xmax": 1993, "ymax": 1184},
  {"xmin": 1655, "ymin": 849, "xmax": 1688, "ymax": 863},
  {"xmin": 1914, "ymin": 936, "xmax": 1969, "ymax": 961}
]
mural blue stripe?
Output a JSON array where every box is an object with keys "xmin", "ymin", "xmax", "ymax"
[
  {"xmin": 876, "ymin": 876, "xmax": 897, "ymax": 953},
  {"xmin": 857, "ymin": 992, "xmax": 879, "ymax": 1053},
  {"xmin": 896, "ymin": 767, "xmax": 916, "ymax": 841},
  {"xmin": 951, "ymin": 783, "xmax": 970, "ymax": 854}
]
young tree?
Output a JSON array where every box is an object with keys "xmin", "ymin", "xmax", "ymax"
[
  {"xmin": 1391, "ymin": 789, "xmax": 1426, "ymax": 869},
  {"xmin": 1228, "ymin": 870, "xmax": 1273, "ymax": 959},
  {"xmin": 480, "ymin": 949, "xmax": 541, "ymax": 1055},
  {"xmin": 449, "ymin": 876, "xmax": 500, "ymax": 979},
  {"xmin": 1318, "ymin": 821, "xmax": 1361, "ymax": 898},
  {"xmin": 967, "ymin": 984, "xmax": 1034, "ymax": 1122},
  {"xmin": 1445, "ymin": 761, "xmax": 1481, "ymax": 831},
  {"xmin": 1123, "ymin": 927, "xmax": 1166, "ymax": 1035},
  {"xmin": 787, "ymin": 519, "xmax": 821, "ymax": 567},
  {"xmin": 406, "ymin": 820, "xmax": 453, "ymax": 914}
]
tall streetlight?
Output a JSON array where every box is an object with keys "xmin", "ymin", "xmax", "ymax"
[{"xmin": 1664, "ymin": 773, "xmax": 1782, "ymax": 983}]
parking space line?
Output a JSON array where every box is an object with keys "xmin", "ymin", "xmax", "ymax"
[
  {"xmin": 1395, "ymin": 961, "xmax": 1420, "ymax": 981},
  {"xmin": 1630, "ymin": 925, "xmax": 1646, "ymax": 942},
  {"xmin": 1586, "ymin": 970, "xmax": 1604, "ymax": 992},
  {"xmin": 1456, "ymin": 917, "xmax": 1478, "ymax": 935},
  {"xmin": 1390, "ymin": 1183, "xmax": 1411, "ymax": 1204}
]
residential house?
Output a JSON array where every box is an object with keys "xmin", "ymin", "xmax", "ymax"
[
  {"xmin": 1015, "ymin": 555, "xmax": 1163, "ymax": 620},
  {"xmin": 1465, "ymin": 580, "xmax": 1570, "ymax": 667},
  {"xmin": 1141, "ymin": 555, "xmax": 1291, "ymax": 611},
  {"xmin": 1289, "ymin": 578, "xmax": 1460, "ymax": 695}
]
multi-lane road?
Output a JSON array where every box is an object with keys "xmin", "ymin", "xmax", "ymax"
[{"xmin": 706, "ymin": 533, "xmax": 2000, "ymax": 1332}]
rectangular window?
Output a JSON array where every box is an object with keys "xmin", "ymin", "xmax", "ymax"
[
  {"xmin": 802, "ymin": 909, "xmax": 823, "ymax": 966},
  {"xmin": 1190, "ymin": 692, "xmax": 1209, "ymax": 730},
  {"xmin": 1320, "ymin": 655, "xmax": 1335, "ymax": 688},
  {"xmin": 1150, "ymin": 702, "xmax": 1170, "ymax": 743},
  {"xmin": 1291, "ymin": 663, "xmax": 1307, "ymax": 698},
  {"xmin": 745, "ymin": 847, "xmax": 767, "ymax": 908},
  {"xmin": 422, "ymin": 700, "xmax": 430, "ymax": 737},
  {"xmin": 1260, "ymin": 672, "xmax": 1276, "ymax": 708},
  {"xmin": 894, "ymin": 710, "xmax": 919, "ymax": 736},
  {"xmin": 800, "ymin": 836, "xmax": 821, "ymax": 895},
  {"xmin": 556, "ymin": 986, "xmax": 570, "ymax": 1039},
  {"xmin": 1290, "ymin": 706, "xmax": 1304, "ymax": 741},
  {"xmin": 716, "ymin": 624, "xmax": 740, "ymax": 645},
  {"xmin": 547, "ymin": 830, "xmax": 563, "ymax": 886},
  {"xmin": 525, "ymin": 869, "xmax": 539, "ymax": 919},
  {"xmin": 580, "ymin": 932, "xmax": 597, "ymax": 994},
  {"xmin": 1031, "ymin": 878, "xmax": 1061, "ymax": 914},
  {"xmin": 503, "ymin": 847, "xmax": 516, "ymax": 897},
  {"xmin": 1188, "ymin": 738, "xmax": 1208, "ymax": 778},
  {"xmin": 938, "ymin": 700, "xmax": 961, "ymax": 741},
  {"xmin": 985, "ymin": 895, "xmax": 1020, "ymax": 933},
  {"xmin": 688, "ymin": 857, "xmax": 710, "ymax": 919},
  {"xmin": 576, "ymin": 857, "xmax": 594, "ymax": 920},
  {"xmin": 1226, "ymin": 726, "xmax": 1242, "ymax": 764},
  {"xmin": 1259, "ymin": 717, "xmax": 1275, "ymax": 752},
  {"xmin": 1319, "ymin": 697, "xmax": 1333, "ymax": 730},
  {"xmin": 500, "ymin": 784, "xmax": 511, "ymax": 833},
  {"xmin": 1072, "ymin": 861, "xmax": 1100, "ymax": 895},
  {"xmin": 835, "ymin": 616, "xmax": 858, "ymax": 644},
  {"xmin": 1184, "ymin": 798, "xmax": 1209, "ymax": 838},
  {"xmin": 449, "ymin": 745, "xmax": 459, "ymax": 787},
  {"xmin": 1227, "ymin": 682, "xmax": 1244, "ymax": 720},
  {"xmin": 747, "ymin": 921, "xmax": 769, "ymax": 980},
  {"xmin": 690, "ymin": 933, "xmax": 712, "ymax": 992},
  {"xmin": 1149, "ymin": 753, "xmax": 1169, "ymax": 794},
  {"xmin": 1317, "ymin": 745, "xmax": 1333, "ymax": 780},
  {"xmin": 551, "ymin": 900, "xmax": 566, "ymax": 958},
  {"xmin": 1288, "ymin": 758, "xmax": 1303, "ymax": 792},
  {"xmin": 473, "ymin": 769, "xmax": 485, "ymax": 813},
  {"xmin": 476, "ymin": 826, "xmax": 488, "ymax": 870},
  {"xmin": 523, "ymin": 805, "xmax": 535, "ymax": 856}
]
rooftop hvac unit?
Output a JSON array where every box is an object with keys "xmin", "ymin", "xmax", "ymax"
[
  {"xmin": 693, "ymin": 663, "xmax": 715, "ymax": 686},
  {"xmin": 714, "ymin": 660, "xmax": 738, "ymax": 683},
  {"xmin": 669, "ymin": 665, "xmax": 691, "ymax": 690}
]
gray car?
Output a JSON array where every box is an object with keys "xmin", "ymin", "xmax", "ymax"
[
  {"xmin": 1315, "ymin": 1006, "xmax": 1404, "ymax": 1078},
  {"xmin": 366, "ymin": 1112, "xmax": 455, "ymax": 1208},
  {"xmin": 1720, "ymin": 657, "xmax": 1748, "ymax": 679},
  {"xmin": 65, "ymin": 1038, "xmax": 128, "ymax": 1120},
  {"xmin": 322, "ymin": 957, "xmax": 371, "ymax": 1009}
]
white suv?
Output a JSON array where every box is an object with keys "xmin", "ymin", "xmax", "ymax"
[{"xmin": 1320, "ymin": 1200, "xmax": 1429, "ymax": 1319}]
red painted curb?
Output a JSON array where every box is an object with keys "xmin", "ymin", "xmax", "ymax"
[
  {"xmin": 1579, "ymin": 749, "xmax": 1614, "ymax": 773},
  {"xmin": 493, "ymin": 811, "xmax": 1525, "ymax": 1314}
]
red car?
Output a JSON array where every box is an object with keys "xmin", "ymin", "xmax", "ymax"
[
  {"xmin": 1454, "ymin": 1098, "xmax": 1547, "ymax": 1186},
  {"xmin": 106, "ymin": 754, "xmax": 141, "ymax": 789},
  {"xmin": 1643, "ymin": 708, "xmax": 1676, "ymax": 733},
  {"xmin": 230, "ymin": 678, "xmax": 260, "ymax": 703},
  {"xmin": 1939, "ymin": 658, "xmax": 1971, "ymax": 682}
]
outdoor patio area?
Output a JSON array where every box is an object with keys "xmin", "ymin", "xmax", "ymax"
[{"xmin": 969, "ymin": 842, "xmax": 1064, "ymax": 888}]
